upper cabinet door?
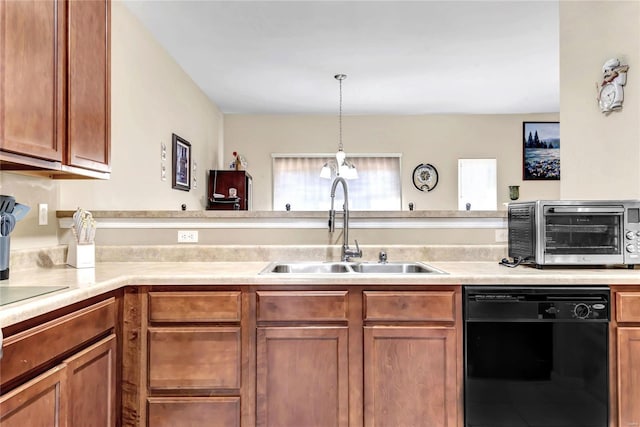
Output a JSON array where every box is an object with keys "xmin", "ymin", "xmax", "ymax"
[
  {"xmin": 66, "ymin": 0, "xmax": 110, "ymax": 172},
  {"xmin": 0, "ymin": 0, "xmax": 65, "ymax": 162}
]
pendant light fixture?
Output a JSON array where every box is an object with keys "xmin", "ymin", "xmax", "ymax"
[{"xmin": 320, "ymin": 74, "xmax": 358, "ymax": 180}]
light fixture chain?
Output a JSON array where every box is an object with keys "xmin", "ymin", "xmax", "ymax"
[{"xmin": 339, "ymin": 76, "xmax": 343, "ymax": 152}]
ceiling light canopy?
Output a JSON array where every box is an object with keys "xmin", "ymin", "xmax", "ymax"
[{"xmin": 321, "ymin": 74, "xmax": 358, "ymax": 180}]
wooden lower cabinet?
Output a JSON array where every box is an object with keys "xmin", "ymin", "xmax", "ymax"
[
  {"xmin": 0, "ymin": 334, "xmax": 116, "ymax": 427},
  {"xmin": 617, "ymin": 327, "xmax": 640, "ymax": 426},
  {"xmin": 0, "ymin": 297, "xmax": 117, "ymax": 427},
  {"xmin": 125, "ymin": 287, "xmax": 461, "ymax": 427},
  {"xmin": 147, "ymin": 397, "xmax": 240, "ymax": 427},
  {"xmin": 614, "ymin": 288, "xmax": 640, "ymax": 427},
  {"xmin": 256, "ymin": 326, "xmax": 349, "ymax": 427},
  {"xmin": 0, "ymin": 364, "xmax": 67, "ymax": 427},
  {"xmin": 131, "ymin": 290, "xmax": 245, "ymax": 427},
  {"xmin": 364, "ymin": 326, "xmax": 458, "ymax": 427},
  {"xmin": 66, "ymin": 334, "xmax": 117, "ymax": 427}
]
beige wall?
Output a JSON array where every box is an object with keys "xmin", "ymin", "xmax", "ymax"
[
  {"xmin": 224, "ymin": 114, "xmax": 560, "ymax": 211},
  {"xmin": 59, "ymin": 1, "xmax": 223, "ymax": 212},
  {"xmin": 2, "ymin": 2, "xmax": 223, "ymax": 250},
  {"xmin": 9, "ymin": 1, "xmax": 638, "ymax": 251},
  {"xmin": 559, "ymin": 1, "xmax": 640, "ymax": 199}
]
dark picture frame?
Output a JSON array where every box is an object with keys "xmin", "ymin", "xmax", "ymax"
[
  {"xmin": 523, "ymin": 121, "xmax": 560, "ymax": 180},
  {"xmin": 172, "ymin": 133, "xmax": 191, "ymax": 191}
]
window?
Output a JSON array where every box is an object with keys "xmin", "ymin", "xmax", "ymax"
[
  {"xmin": 458, "ymin": 158, "xmax": 497, "ymax": 210},
  {"xmin": 272, "ymin": 154, "xmax": 401, "ymax": 211}
]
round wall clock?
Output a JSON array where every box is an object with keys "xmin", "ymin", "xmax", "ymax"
[{"xmin": 412, "ymin": 163, "xmax": 438, "ymax": 192}]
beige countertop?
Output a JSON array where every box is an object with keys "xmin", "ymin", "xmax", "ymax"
[{"xmin": 2, "ymin": 260, "xmax": 640, "ymax": 327}]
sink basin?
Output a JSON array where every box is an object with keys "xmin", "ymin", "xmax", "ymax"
[
  {"xmin": 263, "ymin": 262, "xmax": 350, "ymax": 274},
  {"xmin": 349, "ymin": 262, "xmax": 445, "ymax": 274},
  {"xmin": 260, "ymin": 261, "xmax": 445, "ymax": 275}
]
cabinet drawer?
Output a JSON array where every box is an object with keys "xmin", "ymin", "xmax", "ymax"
[
  {"xmin": 364, "ymin": 291, "xmax": 455, "ymax": 322},
  {"xmin": 147, "ymin": 397, "xmax": 240, "ymax": 427},
  {"xmin": 257, "ymin": 291, "xmax": 348, "ymax": 322},
  {"xmin": 1, "ymin": 298, "xmax": 116, "ymax": 387},
  {"xmin": 149, "ymin": 291, "xmax": 241, "ymax": 323},
  {"xmin": 617, "ymin": 292, "xmax": 640, "ymax": 323},
  {"xmin": 148, "ymin": 327, "xmax": 241, "ymax": 390}
]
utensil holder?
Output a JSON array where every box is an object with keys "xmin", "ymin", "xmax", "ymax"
[{"xmin": 67, "ymin": 240, "xmax": 95, "ymax": 268}]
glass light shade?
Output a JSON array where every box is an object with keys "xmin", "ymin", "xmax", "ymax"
[
  {"xmin": 335, "ymin": 150, "xmax": 346, "ymax": 166},
  {"xmin": 343, "ymin": 164, "xmax": 358, "ymax": 180},
  {"xmin": 320, "ymin": 164, "xmax": 332, "ymax": 179}
]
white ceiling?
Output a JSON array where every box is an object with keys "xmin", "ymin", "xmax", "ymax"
[{"xmin": 123, "ymin": 0, "xmax": 559, "ymax": 115}]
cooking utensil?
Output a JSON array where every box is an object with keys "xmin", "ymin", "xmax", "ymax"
[
  {"xmin": 1, "ymin": 213, "xmax": 16, "ymax": 236},
  {"xmin": 0, "ymin": 195, "xmax": 31, "ymax": 280},
  {"xmin": 0, "ymin": 196, "xmax": 15, "ymax": 214}
]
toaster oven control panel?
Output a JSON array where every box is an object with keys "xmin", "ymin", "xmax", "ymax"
[{"xmin": 625, "ymin": 207, "xmax": 640, "ymax": 259}]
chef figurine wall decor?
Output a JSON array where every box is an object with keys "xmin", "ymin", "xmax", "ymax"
[{"xmin": 597, "ymin": 58, "xmax": 629, "ymax": 114}]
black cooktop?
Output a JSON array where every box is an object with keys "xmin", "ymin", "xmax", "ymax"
[{"xmin": 0, "ymin": 286, "xmax": 68, "ymax": 306}]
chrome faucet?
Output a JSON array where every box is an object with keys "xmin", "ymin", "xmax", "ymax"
[{"xmin": 329, "ymin": 177, "xmax": 362, "ymax": 262}]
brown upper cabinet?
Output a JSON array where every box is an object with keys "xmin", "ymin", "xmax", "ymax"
[{"xmin": 0, "ymin": 0, "xmax": 110, "ymax": 179}]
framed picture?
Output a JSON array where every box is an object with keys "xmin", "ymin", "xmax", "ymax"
[
  {"xmin": 172, "ymin": 133, "xmax": 191, "ymax": 191},
  {"xmin": 523, "ymin": 121, "xmax": 560, "ymax": 180}
]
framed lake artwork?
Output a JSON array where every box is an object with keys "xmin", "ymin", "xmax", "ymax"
[{"xmin": 523, "ymin": 122, "xmax": 560, "ymax": 180}]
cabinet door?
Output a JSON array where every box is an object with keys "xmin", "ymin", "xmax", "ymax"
[
  {"xmin": 364, "ymin": 326, "xmax": 458, "ymax": 427},
  {"xmin": 66, "ymin": 0, "xmax": 110, "ymax": 172},
  {"xmin": 0, "ymin": 0, "xmax": 64, "ymax": 162},
  {"xmin": 0, "ymin": 364, "xmax": 67, "ymax": 427},
  {"xmin": 618, "ymin": 327, "xmax": 640, "ymax": 426},
  {"xmin": 65, "ymin": 334, "xmax": 117, "ymax": 427},
  {"xmin": 256, "ymin": 327, "xmax": 349, "ymax": 427}
]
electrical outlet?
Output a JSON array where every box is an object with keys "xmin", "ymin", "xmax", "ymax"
[
  {"xmin": 38, "ymin": 203, "xmax": 48, "ymax": 225},
  {"xmin": 177, "ymin": 230, "xmax": 198, "ymax": 243}
]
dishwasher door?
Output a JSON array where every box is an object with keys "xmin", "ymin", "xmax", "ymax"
[{"xmin": 464, "ymin": 286, "xmax": 610, "ymax": 427}]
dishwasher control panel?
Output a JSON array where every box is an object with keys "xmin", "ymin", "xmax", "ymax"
[{"xmin": 464, "ymin": 286, "xmax": 610, "ymax": 322}]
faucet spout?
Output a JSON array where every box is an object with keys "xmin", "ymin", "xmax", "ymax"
[{"xmin": 329, "ymin": 177, "xmax": 362, "ymax": 262}]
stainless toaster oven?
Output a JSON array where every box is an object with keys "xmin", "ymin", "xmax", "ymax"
[{"xmin": 508, "ymin": 200, "xmax": 640, "ymax": 267}]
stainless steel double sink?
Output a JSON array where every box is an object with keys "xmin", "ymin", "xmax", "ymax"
[{"xmin": 260, "ymin": 261, "xmax": 446, "ymax": 275}]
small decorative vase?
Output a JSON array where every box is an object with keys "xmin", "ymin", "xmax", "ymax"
[{"xmin": 509, "ymin": 185, "xmax": 520, "ymax": 201}]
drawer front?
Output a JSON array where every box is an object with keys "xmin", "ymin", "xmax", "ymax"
[
  {"xmin": 147, "ymin": 397, "xmax": 240, "ymax": 427},
  {"xmin": 364, "ymin": 291, "xmax": 455, "ymax": 322},
  {"xmin": 149, "ymin": 291, "xmax": 241, "ymax": 323},
  {"xmin": 257, "ymin": 291, "xmax": 348, "ymax": 322},
  {"xmin": 617, "ymin": 292, "xmax": 640, "ymax": 323},
  {"xmin": 148, "ymin": 327, "xmax": 241, "ymax": 390},
  {"xmin": 1, "ymin": 298, "xmax": 116, "ymax": 387}
]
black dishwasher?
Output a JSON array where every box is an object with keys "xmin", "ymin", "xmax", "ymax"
[{"xmin": 464, "ymin": 286, "xmax": 609, "ymax": 427}]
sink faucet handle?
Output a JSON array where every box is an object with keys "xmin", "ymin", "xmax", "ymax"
[
  {"xmin": 354, "ymin": 239, "xmax": 362, "ymax": 258},
  {"xmin": 378, "ymin": 250, "xmax": 387, "ymax": 264}
]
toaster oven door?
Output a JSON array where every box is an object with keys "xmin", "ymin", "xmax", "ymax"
[{"xmin": 543, "ymin": 206, "xmax": 623, "ymax": 264}]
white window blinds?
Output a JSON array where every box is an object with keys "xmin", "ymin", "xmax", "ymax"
[{"xmin": 272, "ymin": 155, "xmax": 401, "ymax": 211}]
